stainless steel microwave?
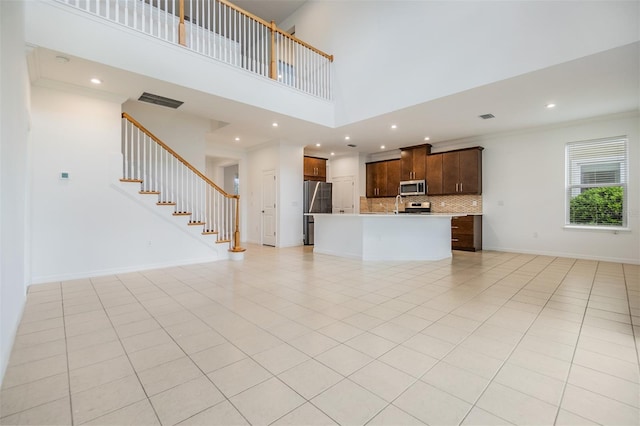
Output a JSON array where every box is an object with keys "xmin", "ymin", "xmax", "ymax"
[{"xmin": 399, "ymin": 179, "xmax": 426, "ymax": 196}]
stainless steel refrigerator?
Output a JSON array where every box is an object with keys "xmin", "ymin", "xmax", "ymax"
[{"xmin": 304, "ymin": 181, "xmax": 332, "ymax": 245}]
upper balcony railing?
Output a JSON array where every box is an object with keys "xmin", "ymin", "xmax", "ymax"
[{"xmin": 55, "ymin": 0, "xmax": 334, "ymax": 99}]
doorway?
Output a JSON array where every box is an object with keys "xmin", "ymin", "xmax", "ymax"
[{"xmin": 332, "ymin": 176, "xmax": 355, "ymax": 214}]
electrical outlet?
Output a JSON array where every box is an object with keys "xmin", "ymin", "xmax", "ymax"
[
  {"xmin": 472, "ymin": 200, "xmax": 478, "ymax": 206},
  {"xmin": 440, "ymin": 202, "xmax": 445, "ymax": 207}
]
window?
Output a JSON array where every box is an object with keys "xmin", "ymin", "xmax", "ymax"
[{"xmin": 566, "ymin": 137, "xmax": 627, "ymax": 228}]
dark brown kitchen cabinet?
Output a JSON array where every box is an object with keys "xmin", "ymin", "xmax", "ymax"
[
  {"xmin": 400, "ymin": 144, "xmax": 430, "ymax": 181},
  {"xmin": 386, "ymin": 160, "xmax": 401, "ymax": 196},
  {"xmin": 441, "ymin": 147, "xmax": 483, "ymax": 195},
  {"xmin": 426, "ymin": 153, "xmax": 443, "ymax": 195},
  {"xmin": 304, "ymin": 156, "xmax": 327, "ymax": 181},
  {"xmin": 366, "ymin": 159, "xmax": 400, "ymax": 197},
  {"xmin": 451, "ymin": 215, "xmax": 482, "ymax": 251}
]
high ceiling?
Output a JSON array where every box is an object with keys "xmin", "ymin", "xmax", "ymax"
[{"xmin": 28, "ymin": 39, "xmax": 639, "ymax": 158}]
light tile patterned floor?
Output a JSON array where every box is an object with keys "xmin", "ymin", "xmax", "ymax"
[{"xmin": 1, "ymin": 245, "xmax": 639, "ymax": 425}]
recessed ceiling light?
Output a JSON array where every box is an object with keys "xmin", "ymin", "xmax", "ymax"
[
  {"xmin": 391, "ymin": 124, "xmax": 397, "ymax": 129},
  {"xmin": 380, "ymin": 145, "xmax": 386, "ymax": 149},
  {"xmin": 315, "ymin": 143, "xmax": 321, "ymax": 147},
  {"xmin": 90, "ymin": 78, "xmax": 102, "ymax": 85},
  {"xmin": 272, "ymin": 122, "xmax": 278, "ymax": 127},
  {"xmin": 345, "ymin": 136, "xmax": 350, "ymax": 140},
  {"xmin": 330, "ymin": 152, "xmax": 335, "ymax": 156},
  {"xmin": 234, "ymin": 137, "xmax": 240, "ymax": 141},
  {"xmin": 424, "ymin": 137, "xmax": 430, "ymax": 141},
  {"xmin": 55, "ymin": 55, "xmax": 70, "ymax": 63},
  {"xmin": 546, "ymin": 103, "xmax": 556, "ymax": 109}
]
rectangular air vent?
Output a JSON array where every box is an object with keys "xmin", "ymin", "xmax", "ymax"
[
  {"xmin": 479, "ymin": 113, "xmax": 495, "ymax": 120},
  {"xmin": 138, "ymin": 92, "xmax": 184, "ymax": 109}
]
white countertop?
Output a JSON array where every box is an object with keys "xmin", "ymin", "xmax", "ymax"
[{"xmin": 305, "ymin": 213, "xmax": 467, "ymax": 217}]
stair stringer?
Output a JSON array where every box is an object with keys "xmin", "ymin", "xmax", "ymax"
[{"xmin": 115, "ymin": 181, "xmax": 231, "ymax": 256}]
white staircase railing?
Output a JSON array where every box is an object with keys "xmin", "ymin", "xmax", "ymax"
[
  {"xmin": 54, "ymin": 0, "xmax": 333, "ymax": 99},
  {"xmin": 121, "ymin": 112, "xmax": 244, "ymax": 252}
]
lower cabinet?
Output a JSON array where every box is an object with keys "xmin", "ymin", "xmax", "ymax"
[{"xmin": 451, "ymin": 215, "xmax": 482, "ymax": 251}]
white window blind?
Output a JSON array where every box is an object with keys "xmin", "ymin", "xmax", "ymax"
[{"xmin": 566, "ymin": 137, "xmax": 627, "ymax": 227}]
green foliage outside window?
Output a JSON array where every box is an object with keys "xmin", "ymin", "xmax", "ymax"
[{"xmin": 569, "ymin": 186, "xmax": 623, "ymax": 226}]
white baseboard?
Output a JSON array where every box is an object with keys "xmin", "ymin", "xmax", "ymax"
[
  {"xmin": 29, "ymin": 255, "xmax": 226, "ymax": 285},
  {"xmin": 482, "ymin": 246, "xmax": 640, "ymax": 265}
]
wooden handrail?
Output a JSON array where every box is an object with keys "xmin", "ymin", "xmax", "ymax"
[
  {"xmin": 122, "ymin": 112, "xmax": 236, "ymax": 200},
  {"xmin": 178, "ymin": 0, "xmax": 334, "ymax": 62},
  {"xmin": 273, "ymin": 27, "xmax": 334, "ymax": 62}
]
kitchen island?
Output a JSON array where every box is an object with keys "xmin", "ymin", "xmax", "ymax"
[{"xmin": 308, "ymin": 213, "xmax": 462, "ymax": 261}]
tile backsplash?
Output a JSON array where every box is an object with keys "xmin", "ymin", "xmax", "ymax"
[{"xmin": 360, "ymin": 194, "xmax": 482, "ymax": 214}]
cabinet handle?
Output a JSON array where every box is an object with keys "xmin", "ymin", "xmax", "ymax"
[
  {"xmin": 452, "ymin": 226, "xmax": 459, "ymax": 229},
  {"xmin": 452, "ymin": 238, "xmax": 459, "ymax": 242},
  {"xmin": 455, "ymin": 183, "xmax": 459, "ymax": 192},
  {"xmin": 460, "ymin": 182, "xmax": 463, "ymax": 192}
]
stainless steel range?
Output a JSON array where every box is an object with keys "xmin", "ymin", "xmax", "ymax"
[{"xmin": 402, "ymin": 201, "xmax": 431, "ymax": 214}]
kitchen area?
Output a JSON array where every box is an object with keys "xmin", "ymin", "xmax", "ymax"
[{"xmin": 303, "ymin": 143, "xmax": 484, "ymax": 259}]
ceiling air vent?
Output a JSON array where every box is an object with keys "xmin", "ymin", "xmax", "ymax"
[
  {"xmin": 347, "ymin": 144, "xmax": 357, "ymax": 148},
  {"xmin": 138, "ymin": 92, "xmax": 184, "ymax": 109},
  {"xmin": 479, "ymin": 113, "xmax": 495, "ymax": 120}
]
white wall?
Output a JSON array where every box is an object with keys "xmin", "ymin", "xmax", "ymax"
[
  {"xmin": 479, "ymin": 112, "xmax": 639, "ymax": 264},
  {"xmin": 0, "ymin": 0, "xmax": 30, "ymax": 385},
  {"xmin": 278, "ymin": 143, "xmax": 304, "ymax": 247},
  {"xmin": 30, "ymin": 86, "xmax": 228, "ymax": 283},
  {"xmin": 281, "ymin": 0, "xmax": 639, "ymax": 126}
]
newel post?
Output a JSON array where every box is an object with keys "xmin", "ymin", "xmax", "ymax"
[
  {"xmin": 230, "ymin": 196, "xmax": 245, "ymax": 253},
  {"xmin": 178, "ymin": 0, "xmax": 186, "ymax": 46},
  {"xmin": 269, "ymin": 20, "xmax": 277, "ymax": 80}
]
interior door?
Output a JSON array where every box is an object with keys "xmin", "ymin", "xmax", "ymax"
[
  {"xmin": 262, "ymin": 170, "xmax": 276, "ymax": 246},
  {"xmin": 332, "ymin": 177, "xmax": 355, "ymax": 214}
]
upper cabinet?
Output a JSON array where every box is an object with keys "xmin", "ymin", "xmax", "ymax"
[
  {"xmin": 365, "ymin": 146, "xmax": 482, "ymax": 198},
  {"xmin": 366, "ymin": 159, "xmax": 400, "ymax": 197},
  {"xmin": 400, "ymin": 144, "xmax": 430, "ymax": 181},
  {"xmin": 426, "ymin": 154, "xmax": 444, "ymax": 195},
  {"xmin": 304, "ymin": 156, "xmax": 327, "ymax": 181},
  {"xmin": 441, "ymin": 147, "xmax": 483, "ymax": 194}
]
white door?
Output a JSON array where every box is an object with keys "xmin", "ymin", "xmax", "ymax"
[
  {"xmin": 262, "ymin": 170, "xmax": 277, "ymax": 246},
  {"xmin": 332, "ymin": 176, "xmax": 355, "ymax": 214}
]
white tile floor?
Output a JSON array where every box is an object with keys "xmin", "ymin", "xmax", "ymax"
[{"xmin": 1, "ymin": 245, "xmax": 639, "ymax": 425}]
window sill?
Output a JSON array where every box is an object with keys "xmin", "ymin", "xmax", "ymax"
[{"xmin": 564, "ymin": 225, "xmax": 630, "ymax": 233}]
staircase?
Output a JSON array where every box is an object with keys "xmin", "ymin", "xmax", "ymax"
[{"xmin": 120, "ymin": 113, "xmax": 245, "ymax": 254}]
